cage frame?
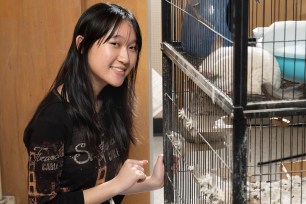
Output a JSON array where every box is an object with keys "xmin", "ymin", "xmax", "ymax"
[{"xmin": 161, "ymin": 0, "xmax": 306, "ymax": 203}]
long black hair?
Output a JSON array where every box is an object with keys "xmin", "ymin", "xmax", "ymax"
[{"xmin": 35, "ymin": 3, "xmax": 141, "ymax": 161}]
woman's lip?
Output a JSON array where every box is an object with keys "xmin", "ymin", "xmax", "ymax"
[
  {"xmin": 111, "ymin": 66, "xmax": 126, "ymax": 76},
  {"xmin": 111, "ymin": 66, "xmax": 125, "ymax": 72}
]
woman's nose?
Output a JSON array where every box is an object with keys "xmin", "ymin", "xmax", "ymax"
[{"xmin": 118, "ymin": 47, "xmax": 130, "ymax": 64}]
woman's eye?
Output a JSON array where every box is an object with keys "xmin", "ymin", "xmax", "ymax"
[
  {"xmin": 111, "ymin": 42, "xmax": 120, "ymax": 47},
  {"xmin": 129, "ymin": 46, "xmax": 137, "ymax": 52}
]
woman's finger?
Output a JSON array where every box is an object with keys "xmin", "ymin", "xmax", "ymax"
[{"xmin": 137, "ymin": 170, "xmax": 146, "ymax": 183}]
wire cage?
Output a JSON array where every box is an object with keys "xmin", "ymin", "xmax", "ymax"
[{"xmin": 161, "ymin": 0, "xmax": 306, "ymax": 203}]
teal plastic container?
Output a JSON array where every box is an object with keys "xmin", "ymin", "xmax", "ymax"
[
  {"xmin": 276, "ymin": 56, "xmax": 306, "ymax": 83},
  {"xmin": 275, "ymin": 44, "xmax": 306, "ymax": 83},
  {"xmin": 256, "ymin": 21, "xmax": 306, "ymax": 83}
]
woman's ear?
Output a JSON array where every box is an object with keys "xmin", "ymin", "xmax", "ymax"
[{"xmin": 76, "ymin": 35, "xmax": 84, "ymax": 50}]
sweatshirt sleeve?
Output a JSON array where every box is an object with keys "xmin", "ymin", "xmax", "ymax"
[{"xmin": 25, "ymin": 103, "xmax": 85, "ymax": 204}]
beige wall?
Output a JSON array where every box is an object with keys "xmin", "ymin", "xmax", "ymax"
[
  {"xmin": 150, "ymin": 0, "xmax": 163, "ymax": 119},
  {"xmin": 150, "ymin": 0, "xmax": 162, "ymax": 75},
  {"xmin": 0, "ymin": 0, "xmax": 150, "ymax": 203}
]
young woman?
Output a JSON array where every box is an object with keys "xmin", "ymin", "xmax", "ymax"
[{"xmin": 23, "ymin": 3, "xmax": 164, "ymax": 204}]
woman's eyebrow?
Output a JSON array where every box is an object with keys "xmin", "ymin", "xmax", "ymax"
[
  {"xmin": 110, "ymin": 34, "xmax": 137, "ymax": 43},
  {"xmin": 110, "ymin": 34, "xmax": 123, "ymax": 39}
]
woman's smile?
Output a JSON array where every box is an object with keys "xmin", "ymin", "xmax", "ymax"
[{"xmin": 111, "ymin": 66, "xmax": 126, "ymax": 75}]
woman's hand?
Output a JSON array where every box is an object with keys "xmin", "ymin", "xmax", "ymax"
[
  {"xmin": 150, "ymin": 154, "xmax": 164, "ymax": 189},
  {"xmin": 114, "ymin": 154, "xmax": 164, "ymax": 195},
  {"xmin": 83, "ymin": 159, "xmax": 148, "ymax": 203},
  {"xmin": 113, "ymin": 159, "xmax": 148, "ymax": 194}
]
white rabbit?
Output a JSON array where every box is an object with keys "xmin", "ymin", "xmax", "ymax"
[{"xmin": 198, "ymin": 46, "xmax": 281, "ymax": 95}]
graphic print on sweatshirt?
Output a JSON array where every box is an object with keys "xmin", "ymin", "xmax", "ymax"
[{"xmin": 28, "ymin": 127, "xmax": 122, "ymax": 203}]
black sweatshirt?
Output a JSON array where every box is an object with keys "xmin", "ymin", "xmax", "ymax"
[{"xmin": 24, "ymin": 91, "xmax": 124, "ymax": 204}]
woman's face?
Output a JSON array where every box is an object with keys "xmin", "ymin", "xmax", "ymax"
[{"xmin": 87, "ymin": 20, "xmax": 138, "ymax": 95}]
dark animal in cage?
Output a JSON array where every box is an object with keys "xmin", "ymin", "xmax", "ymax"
[{"xmin": 178, "ymin": 91, "xmax": 232, "ymax": 144}]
